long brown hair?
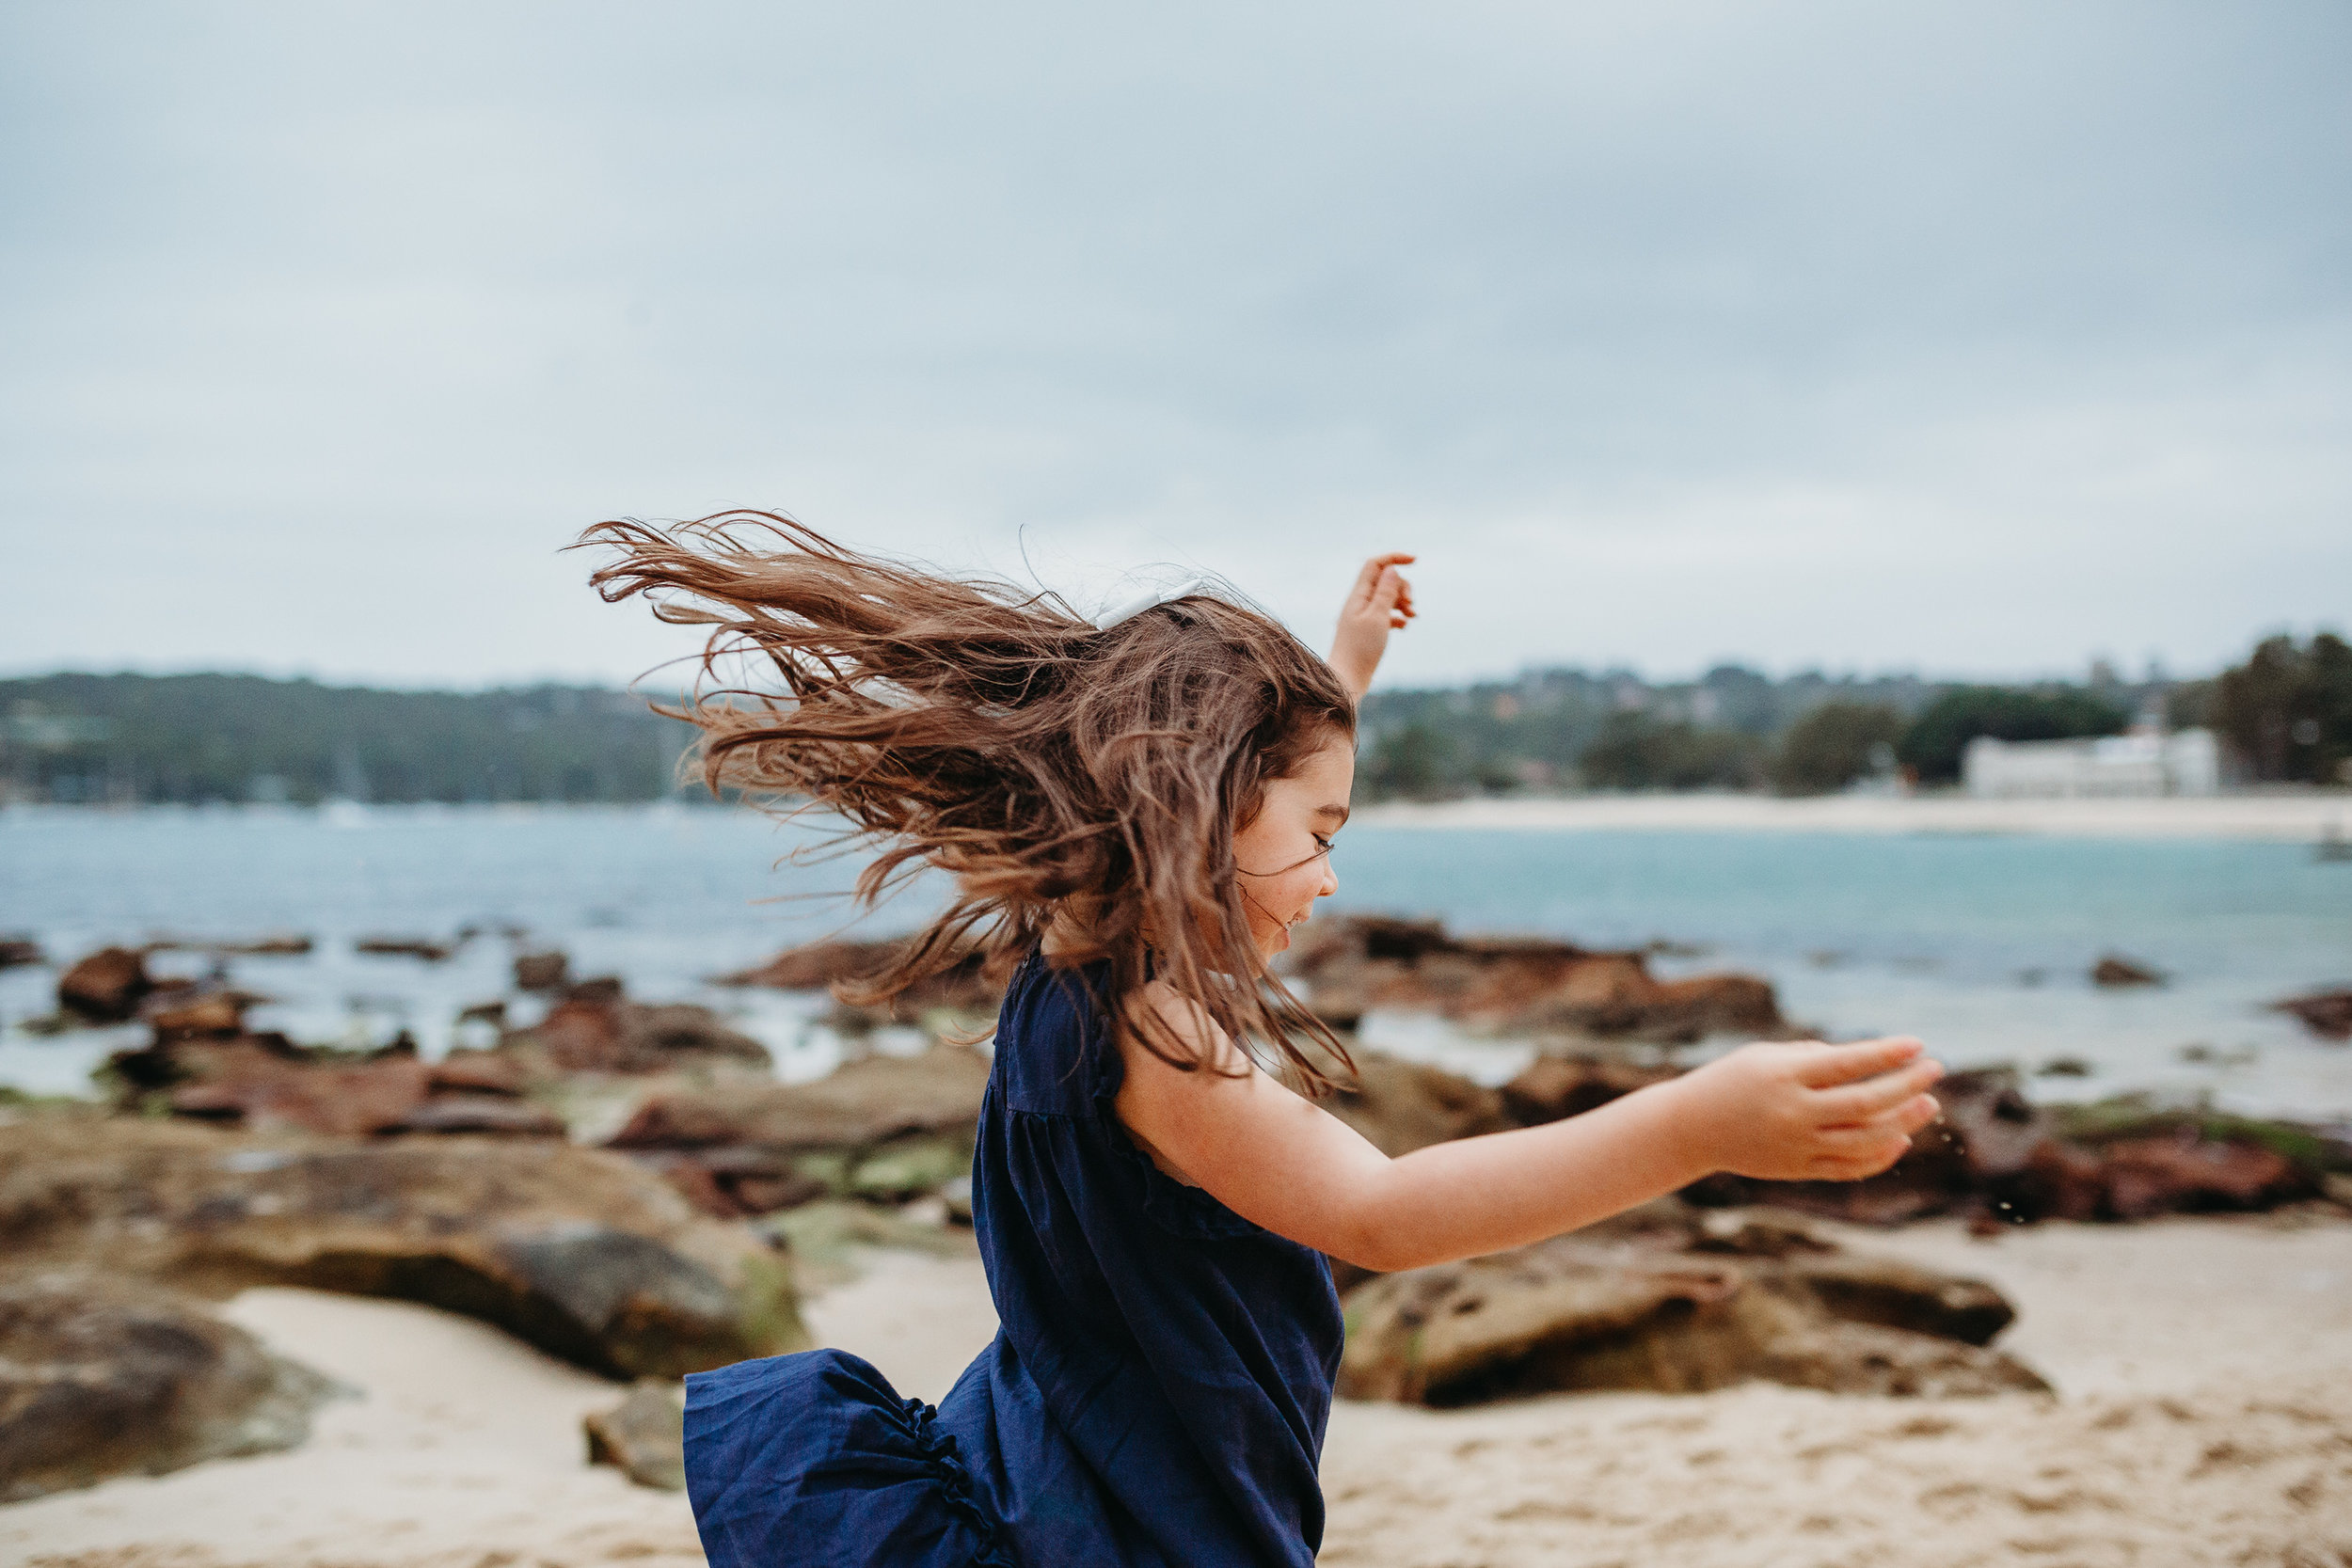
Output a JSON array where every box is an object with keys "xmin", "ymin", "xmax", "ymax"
[{"xmin": 582, "ymin": 512, "xmax": 1359, "ymax": 1091}]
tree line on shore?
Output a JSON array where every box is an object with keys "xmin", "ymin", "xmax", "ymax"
[
  {"xmin": 0, "ymin": 673, "xmax": 695, "ymax": 807},
  {"xmin": 1, "ymin": 631, "xmax": 2344, "ymax": 806},
  {"xmin": 1359, "ymin": 631, "xmax": 2351, "ymax": 800}
]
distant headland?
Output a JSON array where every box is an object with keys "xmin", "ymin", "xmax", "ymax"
[{"xmin": 1, "ymin": 630, "xmax": 2343, "ymax": 809}]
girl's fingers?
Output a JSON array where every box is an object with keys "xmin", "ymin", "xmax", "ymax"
[
  {"xmin": 1808, "ymin": 1148, "xmax": 1906, "ymax": 1180},
  {"xmin": 1807, "ymin": 1099, "xmax": 1938, "ymax": 1180},
  {"xmin": 1791, "ymin": 1036, "xmax": 1927, "ymax": 1088},
  {"xmin": 1816, "ymin": 1059, "xmax": 1943, "ymax": 1123},
  {"xmin": 1809, "ymin": 1123, "xmax": 1910, "ymax": 1157},
  {"xmin": 1351, "ymin": 553, "xmax": 1417, "ymax": 609},
  {"xmin": 1889, "ymin": 1092, "xmax": 1942, "ymax": 1133}
]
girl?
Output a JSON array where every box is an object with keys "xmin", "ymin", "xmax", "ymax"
[{"xmin": 585, "ymin": 515, "xmax": 1945, "ymax": 1568}]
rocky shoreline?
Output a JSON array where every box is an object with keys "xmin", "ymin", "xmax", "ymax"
[{"xmin": 4, "ymin": 915, "xmax": 2349, "ymax": 1513}]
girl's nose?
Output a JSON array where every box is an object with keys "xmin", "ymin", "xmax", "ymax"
[{"xmin": 1318, "ymin": 862, "xmax": 1339, "ymax": 898}]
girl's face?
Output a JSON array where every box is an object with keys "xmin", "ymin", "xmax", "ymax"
[{"xmin": 1232, "ymin": 730, "xmax": 1354, "ymax": 958}]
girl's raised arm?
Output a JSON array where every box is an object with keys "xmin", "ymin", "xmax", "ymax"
[
  {"xmin": 1327, "ymin": 553, "xmax": 1416, "ymax": 700},
  {"xmin": 1115, "ymin": 992, "xmax": 1943, "ymax": 1274}
]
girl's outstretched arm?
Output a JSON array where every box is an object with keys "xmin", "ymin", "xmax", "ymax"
[
  {"xmin": 1327, "ymin": 553, "xmax": 1416, "ymax": 700},
  {"xmin": 1116, "ymin": 990, "xmax": 1944, "ymax": 1273}
]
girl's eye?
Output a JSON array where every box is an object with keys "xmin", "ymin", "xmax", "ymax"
[{"xmin": 1311, "ymin": 834, "xmax": 1335, "ymax": 856}]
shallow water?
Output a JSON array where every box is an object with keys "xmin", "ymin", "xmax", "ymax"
[
  {"xmin": 2, "ymin": 805, "xmax": 2347, "ymax": 1117},
  {"xmin": 1330, "ymin": 828, "xmax": 2352, "ymax": 1116}
]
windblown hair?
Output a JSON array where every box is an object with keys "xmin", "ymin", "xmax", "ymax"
[{"xmin": 582, "ymin": 512, "xmax": 1360, "ymax": 1090}]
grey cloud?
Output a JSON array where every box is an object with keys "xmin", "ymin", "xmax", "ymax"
[{"xmin": 1, "ymin": 0, "xmax": 2345, "ymax": 688}]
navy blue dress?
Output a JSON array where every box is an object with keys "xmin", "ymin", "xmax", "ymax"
[{"xmin": 684, "ymin": 951, "xmax": 1345, "ymax": 1567}]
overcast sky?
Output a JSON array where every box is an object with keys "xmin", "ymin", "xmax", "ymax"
[{"xmin": 3, "ymin": 2, "xmax": 2345, "ymax": 691}]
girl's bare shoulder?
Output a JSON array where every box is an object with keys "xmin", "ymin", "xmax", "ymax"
[{"xmin": 1126, "ymin": 978, "xmax": 1256, "ymax": 1080}]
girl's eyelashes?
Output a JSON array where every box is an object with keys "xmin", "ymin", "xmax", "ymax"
[{"xmin": 1248, "ymin": 837, "xmax": 1335, "ymax": 878}]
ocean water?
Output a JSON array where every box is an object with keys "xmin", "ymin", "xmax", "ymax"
[{"xmin": 3, "ymin": 804, "xmax": 2348, "ymax": 1118}]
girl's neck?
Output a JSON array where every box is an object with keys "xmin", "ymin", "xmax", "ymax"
[
  {"xmin": 1041, "ymin": 911, "xmax": 1082, "ymax": 959},
  {"xmin": 1041, "ymin": 903, "xmax": 1104, "ymax": 960}
]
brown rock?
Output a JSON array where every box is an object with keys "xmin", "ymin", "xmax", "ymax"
[
  {"xmin": 727, "ymin": 1167, "xmax": 833, "ymax": 1214},
  {"xmin": 428, "ymin": 1049, "xmax": 531, "ymax": 1098},
  {"xmin": 0, "ymin": 937, "xmax": 45, "ymax": 970},
  {"xmin": 711, "ymin": 936, "xmax": 1002, "ymax": 1022},
  {"xmin": 2010, "ymin": 1137, "xmax": 2110, "ymax": 1223},
  {"xmin": 355, "ymin": 935, "xmax": 459, "ymax": 961},
  {"xmin": 148, "ymin": 934, "xmax": 313, "ymax": 957},
  {"xmin": 650, "ymin": 1157, "xmax": 749, "ymax": 1218},
  {"xmin": 1501, "ymin": 1056, "xmax": 1678, "ymax": 1125},
  {"xmin": 0, "ymin": 1272, "xmax": 337, "ymax": 1502},
  {"xmin": 2091, "ymin": 954, "xmax": 2165, "ymax": 988},
  {"xmin": 1644, "ymin": 974, "xmax": 1784, "ymax": 1039},
  {"xmin": 584, "ymin": 1380, "xmax": 687, "ymax": 1491},
  {"xmin": 144, "ymin": 991, "xmax": 254, "ymax": 1041},
  {"xmin": 710, "ymin": 940, "xmax": 903, "ymax": 987},
  {"xmin": 230, "ymin": 934, "xmax": 313, "ymax": 956},
  {"xmin": 1749, "ymin": 1320, "xmax": 2053, "ymax": 1399},
  {"xmin": 644, "ymin": 1150, "xmax": 830, "ymax": 1219},
  {"xmin": 1685, "ymin": 1205, "xmax": 1837, "ymax": 1258},
  {"xmin": 1283, "ymin": 915, "xmax": 1785, "ymax": 1042},
  {"xmin": 515, "ymin": 982, "xmax": 771, "ymax": 1074},
  {"xmin": 1777, "ymin": 1252, "xmax": 2017, "ymax": 1346},
  {"xmin": 2273, "ymin": 989, "xmax": 2352, "ymax": 1042},
  {"xmin": 1336, "ymin": 1229, "xmax": 2045, "ymax": 1406},
  {"xmin": 389, "ymin": 1097, "xmax": 566, "ymax": 1138},
  {"xmin": 607, "ymin": 1050, "xmax": 991, "ymax": 1216},
  {"xmin": 609, "ymin": 1049, "xmax": 989, "ymax": 1153},
  {"xmin": 0, "ymin": 1114, "xmax": 810, "ymax": 1380},
  {"xmin": 1339, "ymin": 1246, "xmax": 1750, "ymax": 1403},
  {"xmin": 2098, "ymin": 1133, "xmax": 2305, "ymax": 1219},
  {"xmin": 161, "ymin": 1045, "xmax": 434, "ymax": 1136},
  {"xmin": 57, "ymin": 945, "xmax": 153, "ymax": 1022},
  {"xmin": 514, "ymin": 950, "xmax": 572, "ymax": 993},
  {"xmin": 715, "ymin": 938, "xmax": 906, "ymax": 990},
  {"xmin": 530, "ymin": 992, "xmax": 635, "ymax": 1069}
]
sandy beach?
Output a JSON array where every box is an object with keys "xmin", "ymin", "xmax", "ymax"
[
  {"xmin": 1355, "ymin": 792, "xmax": 2352, "ymax": 843},
  {"xmin": 8, "ymin": 1213, "xmax": 2349, "ymax": 1567}
]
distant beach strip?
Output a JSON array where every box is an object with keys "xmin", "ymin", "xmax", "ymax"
[{"xmin": 1353, "ymin": 792, "xmax": 2352, "ymax": 842}]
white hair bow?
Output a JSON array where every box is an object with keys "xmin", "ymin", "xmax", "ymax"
[{"xmin": 1090, "ymin": 576, "xmax": 1213, "ymax": 632}]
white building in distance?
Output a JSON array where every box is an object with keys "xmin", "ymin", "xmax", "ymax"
[{"xmin": 1963, "ymin": 728, "xmax": 2221, "ymax": 799}]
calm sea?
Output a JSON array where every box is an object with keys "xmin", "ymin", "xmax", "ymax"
[{"xmin": 3, "ymin": 804, "xmax": 2347, "ymax": 1119}]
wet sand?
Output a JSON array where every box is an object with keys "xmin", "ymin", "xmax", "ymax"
[{"xmin": 8, "ymin": 1217, "xmax": 2350, "ymax": 1566}]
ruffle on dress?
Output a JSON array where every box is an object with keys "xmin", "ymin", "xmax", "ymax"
[{"xmin": 686, "ymin": 1349, "xmax": 1015, "ymax": 1568}]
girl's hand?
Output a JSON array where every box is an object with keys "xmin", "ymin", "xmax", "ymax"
[
  {"xmin": 1662, "ymin": 1037, "xmax": 1945, "ymax": 1181},
  {"xmin": 1327, "ymin": 552, "xmax": 1416, "ymax": 699}
]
